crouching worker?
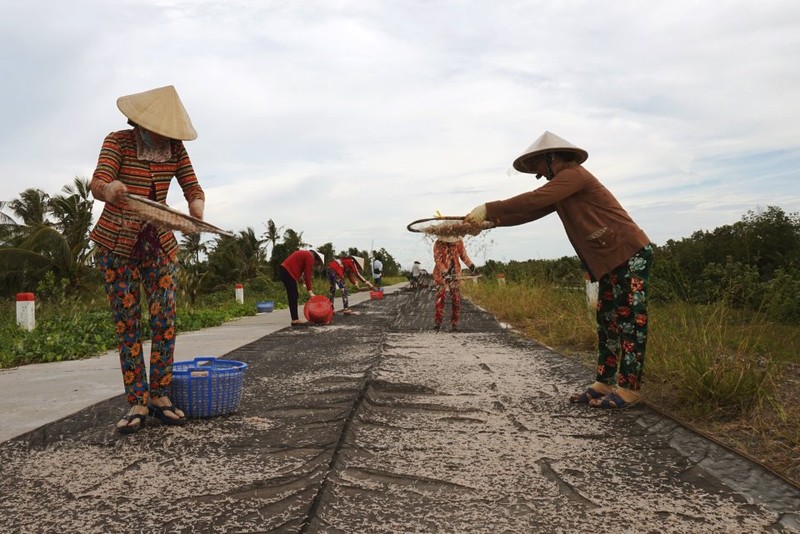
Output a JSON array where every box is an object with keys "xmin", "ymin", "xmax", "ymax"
[
  {"xmin": 328, "ymin": 255, "xmax": 375, "ymax": 314},
  {"xmin": 433, "ymin": 236, "xmax": 475, "ymax": 332},
  {"xmin": 326, "ymin": 258, "xmax": 349, "ymax": 314},
  {"xmin": 342, "ymin": 256, "xmax": 375, "ymax": 292},
  {"xmin": 280, "ymin": 248, "xmax": 324, "ymax": 327}
]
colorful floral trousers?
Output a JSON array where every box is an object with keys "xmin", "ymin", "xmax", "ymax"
[
  {"xmin": 595, "ymin": 244, "xmax": 654, "ymax": 391},
  {"xmin": 435, "ymin": 280, "xmax": 462, "ymax": 326},
  {"xmin": 327, "ymin": 268, "xmax": 349, "ymax": 310},
  {"xmin": 97, "ymin": 249, "xmax": 178, "ymax": 406}
]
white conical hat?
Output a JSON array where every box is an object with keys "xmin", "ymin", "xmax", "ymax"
[
  {"xmin": 351, "ymin": 256, "xmax": 365, "ymax": 273},
  {"xmin": 116, "ymin": 85, "xmax": 197, "ymax": 140},
  {"xmin": 512, "ymin": 131, "xmax": 588, "ymax": 173},
  {"xmin": 309, "ymin": 248, "xmax": 324, "ymax": 264}
]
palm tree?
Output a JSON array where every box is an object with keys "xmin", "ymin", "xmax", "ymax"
[
  {"xmin": 236, "ymin": 227, "xmax": 267, "ymax": 279},
  {"xmin": 205, "ymin": 234, "xmax": 245, "ymax": 286},
  {"xmin": 0, "ymin": 181, "xmax": 97, "ymax": 295},
  {"xmin": 0, "ymin": 226, "xmax": 76, "ymax": 294},
  {"xmin": 0, "ymin": 188, "xmax": 56, "ymax": 294},
  {"xmin": 263, "ymin": 219, "xmax": 284, "ymax": 257},
  {"xmin": 0, "ymin": 188, "xmax": 52, "ymax": 247},
  {"xmin": 0, "ymin": 201, "xmax": 18, "ymax": 247},
  {"xmin": 9, "ymin": 188, "xmax": 51, "ymax": 227},
  {"xmin": 180, "ymin": 233, "xmax": 207, "ymax": 265},
  {"xmin": 49, "ymin": 177, "xmax": 94, "ymax": 268},
  {"xmin": 282, "ymin": 228, "xmax": 307, "ymax": 251}
]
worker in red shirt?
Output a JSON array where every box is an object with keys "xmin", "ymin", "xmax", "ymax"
[
  {"xmin": 342, "ymin": 256, "xmax": 375, "ymax": 291},
  {"xmin": 280, "ymin": 248, "xmax": 324, "ymax": 326},
  {"xmin": 327, "ymin": 255, "xmax": 375, "ymax": 314}
]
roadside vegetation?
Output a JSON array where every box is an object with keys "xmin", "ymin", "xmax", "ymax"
[
  {"xmin": 0, "ymin": 179, "xmax": 402, "ymax": 367},
  {"xmin": 0, "ymin": 274, "xmax": 403, "ymax": 368}
]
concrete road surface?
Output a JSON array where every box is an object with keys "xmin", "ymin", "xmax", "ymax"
[{"xmin": 1, "ymin": 287, "xmax": 799, "ymax": 533}]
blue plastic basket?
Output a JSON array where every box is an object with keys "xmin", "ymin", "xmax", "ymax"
[
  {"xmin": 256, "ymin": 301, "xmax": 274, "ymax": 313},
  {"xmin": 171, "ymin": 357, "xmax": 248, "ymax": 418}
]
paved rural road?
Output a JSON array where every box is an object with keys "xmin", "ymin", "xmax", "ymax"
[{"xmin": 1, "ymin": 288, "xmax": 799, "ymax": 533}]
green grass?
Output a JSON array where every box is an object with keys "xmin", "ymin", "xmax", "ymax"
[{"xmin": 0, "ymin": 290, "xmax": 255, "ymax": 369}]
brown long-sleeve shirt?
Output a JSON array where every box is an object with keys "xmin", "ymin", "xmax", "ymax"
[{"xmin": 485, "ymin": 164, "xmax": 650, "ymax": 280}]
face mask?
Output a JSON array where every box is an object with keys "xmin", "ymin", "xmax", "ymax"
[{"xmin": 139, "ymin": 128, "xmax": 154, "ymax": 148}]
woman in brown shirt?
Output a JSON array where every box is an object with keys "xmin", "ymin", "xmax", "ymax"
[
  {"xmin": 89, "ymin": 85, "xmax": 205, "ymax": 433},
  {"xmin": 466, "ymin": 131, "xmax": 653, "ymax": 409}
]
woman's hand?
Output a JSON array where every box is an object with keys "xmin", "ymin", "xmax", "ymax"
[
  {"xmin": 103, "ymin": 181, "xmax": 128, "ymax": 205},
  {"xmin": 464, "ymin": 204, "xmax": 487, "ymax": 224},
  {"xmin": 188, "ymin": 198, "xmax": 205, "ymax": 220}
]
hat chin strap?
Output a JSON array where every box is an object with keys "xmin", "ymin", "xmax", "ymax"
[
  {"xmin": 544, "ymin": 155, "xmax": 555, "ymax": 181},
  {"xmin": 531, "ymin": 155, "xmax": 555, "ymax": 180}
]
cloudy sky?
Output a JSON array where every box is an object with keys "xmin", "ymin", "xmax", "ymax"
[{"xmin": 1, "ymin": 0, "xmax": 799, "ymax": 271}]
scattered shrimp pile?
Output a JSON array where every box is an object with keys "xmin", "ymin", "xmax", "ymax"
[{"xmin": 422, "ymin": 220, "xmax": 488, "ymax": 237}]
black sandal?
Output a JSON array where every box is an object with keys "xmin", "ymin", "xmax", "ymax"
[
  {"xmin": 117, "ymin": 413, "xmax": 146, "ymax": 435},
  {"xmin": 148, "ymin": 403, "xmax": 187, "ymax": 426}
]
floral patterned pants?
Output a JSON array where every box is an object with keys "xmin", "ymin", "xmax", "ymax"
[
  {"xmin": 327, "ymin": 268, "xmax": 349, "ymax": 310},
  {"xmin": 97, "ymin": 249, "xmax": 178, "ymax": 406},
  {"xmin": 435, "ymin": 280, "xmax": 461, "ymax": 326},
  {"xmin": 595, "ymin": 244, "xmax": 653, "ymax": 391}
]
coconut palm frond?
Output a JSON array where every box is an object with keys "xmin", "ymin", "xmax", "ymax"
[
  {"xmin": 0, "ymin": 247, "xmax": 56, "ymax": 270},
  {"xmin": 17, "ymin": 226, "xmax": 76, "ymax": 276}
]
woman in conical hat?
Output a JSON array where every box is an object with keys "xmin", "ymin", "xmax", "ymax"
[
  {"xmin": 465, "ymin": 131, "xmax": 653, "ymax": 409},
  {"xmin": 88, "ymin": 85, "xmax": 205, "ymax": 434},
  {"xmin": 280, "ymin": 248, "xmax": 324, "ymax": 326},
  {"xmin": 432, "ymin": 235, "xmax": 476, "ymax": 332},
  {"xmin": 342, "ymin": 255, "xmax": 376, "ymax": 291},
  {"xmin": 326, "ymin": 257, "xmax": 350, "ymax": 314}
]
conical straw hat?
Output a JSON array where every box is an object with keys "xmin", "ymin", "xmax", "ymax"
[
  {"xmin": 116, "ymin": 85, "xmax": 197, "ymax": 140},
  {"xmin": 512, "ymin": 131, "xmax": 588, "ymax": 173},
  {"xmin": 351, "ymin": 256, "xmax": 365, "ymax": 273},
  {"xmin": 309, "ymin": 248, "xmax": 324, "ymax": 264}
]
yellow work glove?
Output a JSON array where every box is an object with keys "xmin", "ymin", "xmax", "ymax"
[{"xmin": 465, "ymin": 204, "xmax": 487, "ymax": 224}]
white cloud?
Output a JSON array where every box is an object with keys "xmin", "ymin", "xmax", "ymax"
[{"xmin": 1, "ymin": 0, "xmax": 799, "ymax": 270}]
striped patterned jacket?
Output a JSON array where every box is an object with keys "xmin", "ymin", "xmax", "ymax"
[
  {"xmin": 89, "ymin": 129, "xmax": 205, "ymax": 259},
  {"xmin": 432, "ymin": 239, "xmax": 473, "ymax": 286}
]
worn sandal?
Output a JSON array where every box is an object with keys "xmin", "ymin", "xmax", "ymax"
[
  {"xmin": 588, "ymin": 390, "xmax": 639, "ymax": 410},
  {"xmin": 117, "ymin": 413, "xmax": 146, "ymax": 435},
  {"xmin": 569, "ymin": 387, "xmax": 606, "ymax": 404},
  {"xmin": 148, "ymin": 403, "xmax": 187, "ymax": 426}
]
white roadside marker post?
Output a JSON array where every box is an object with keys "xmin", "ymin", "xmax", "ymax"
[
  {"xmin": 235, "ymin": 283, "xmax": 244, "ymax": 304},
  {"xmin": 16, "ymin": 292, "xmax": 36, "ymax": 331}
]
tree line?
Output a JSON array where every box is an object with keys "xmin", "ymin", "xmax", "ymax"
[
  {"xmin": 0, "ymin": 178, "xmax": 400, "ymax": 301},
  {"xmin": 4, "ymin": 179, "xmax": 798, "ymax": 323}
]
